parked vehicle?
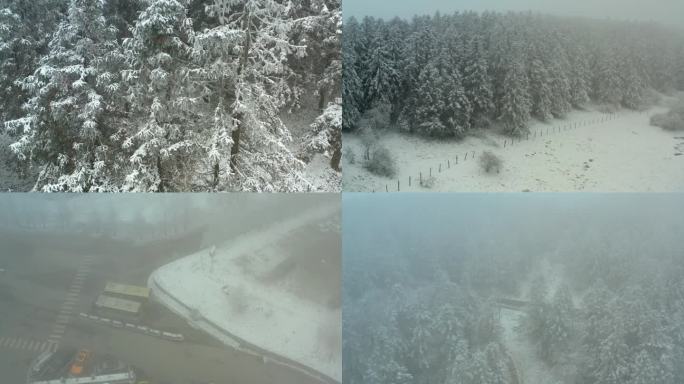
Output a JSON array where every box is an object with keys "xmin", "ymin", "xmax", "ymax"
[{"xmin": 69, "ymin": 349, "xmax": 91, "ymax": 376}]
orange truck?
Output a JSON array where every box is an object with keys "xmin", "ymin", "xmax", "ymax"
[{"xmin": 69, "ymin": 349, "xmax": 91, "ymax": 376}]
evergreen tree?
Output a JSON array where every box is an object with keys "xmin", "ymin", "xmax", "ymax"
[
  {"xmin": 528, "ymin": 57, "xmax": 553, "ymax": 121},
  {"xmin": 342, "ymin": 20, "xmax": 363, "ymax": 130},
  {"xmin": 6, "ymin": 0, "xmax": 123, "ymax": 191},
  {"xmin": 121, "ymin": 0, "xmax": 197, "ymax": 192},
  {"xmin": 463, "ymin": 36, "xmax": 494, "ymax": 126},
  {"xmin": 199, "ymin": 0, "xmax": 310, "ymax": 191},
  {"xmin": 499, "ymin": 56, "xmax": 531, "ymax": 135}
]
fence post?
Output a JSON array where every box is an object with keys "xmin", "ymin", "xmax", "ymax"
[
  {"xmin": 439, "ymin": 164, "xmax": 441, "ymax": 173},
  {"xmin": 448, "ymin": 160, "xmax": 450, "ymax": 168},
  {"xmin": 504, "ymin": 139, "xmax": 507, "ymax": 148},
  {"xmin": 397, "ymin": 180, "xmax": 400, "ymax": 191},
  {"xmin": 420, "ymin": 172, "xmax": 422, "ymax": 184},
  {"xmin": 386, "ymin": 184, "xmax": 388, "ymax": 192},
  {"xmin": 409, "ymin": 176, "xmax": 411, "ymax": 187},
  {"xmin": 430, "ymin": 167, "xmax": 432, "ymax": 177}
]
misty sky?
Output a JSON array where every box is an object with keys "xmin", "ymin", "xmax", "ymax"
[{"xmin": 343, "ymin": 0, "xmax": 684, "ymax": 28}]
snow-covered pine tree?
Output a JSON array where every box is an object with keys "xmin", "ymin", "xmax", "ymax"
[
  {"xmin": 413, "ymin": 62, "xmax": 446, "ymax": 137},
  {"xmin": 542, "ymin": 284, "xmax": 575, "ymax": 364},
  {"xmin": 364, "ymin": 25, "xmax": 400, "ymax": 109},
  {"xmin": 0, "ymin": 0, "xmax": 68, "ymax": 123},
  {"xmin": 121, "ymin": 0, "xmax": 197, "ymax": 192},
  {"xmin": 621, "ymin": 60, "xmax": 645, "ymax": 110},
  {"xmin": 399, "ymin": 26, "xmax": 435, "ymax": 132},
  {"xmin": 592, "ymin": 50, "xmax": 623, "ymax": 106},
  {"xmin": 527, "ymin": 57, "xmax": 553, "ymax": 121},
  {"xmin": 568, "ymin": 45, "xmax": 591, "ymax": 108},
  {"xmin": 499, "ymin": 54, "xmax": 531, "ymax": 135},
  {"xmin": 302, "ymin": 102, "xmax": 342, "ymax": 171},
  {"xmin": 548, "ymin": 45, "xmax": 572, "ymax": 117},
  {"xmin": 463, "ymin": 36, "xmax": 494, "ymax": 127},
  {"xmin": 287, "ymin": 0, "xmax": 341, "ymax": 111},
  {"xmin": 200, "ymin": 0, "xmax": 310, "ymax": 192},
  {"xmin": 342, "ymin": 18, "xmax": 363, "ymax": 130},
  {"xmin": 6, "ymin": 0, "xmax": 124, "ymax": 191}
]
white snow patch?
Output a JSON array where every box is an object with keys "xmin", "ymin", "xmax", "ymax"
[
  {"xmin": 149, "ymin": 203, "xmax": 341, "ymax": 383},
  {"xmin": 344, "ymin": 105, "xmax": 684, "ymax": 192}
]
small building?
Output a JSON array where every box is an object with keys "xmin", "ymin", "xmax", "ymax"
[
  {"xmin": 103, "ymin": 282, "xmax": 150, "ymax": 302},
  {"xmin": 94, "ymin": 294, "xmax": 141, "ymax": 322}
]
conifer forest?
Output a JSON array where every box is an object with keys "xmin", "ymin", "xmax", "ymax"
[
  {"xmin": 343, "ymin": 194, "xmax": 684, "ymax": 384},
  {"xmin": 0, "ymin": 0, "xmax": 341, "ymax": 192},
  {"xmin": 343, "ymin": 12, "xmax": 684, "ymax": 136}
]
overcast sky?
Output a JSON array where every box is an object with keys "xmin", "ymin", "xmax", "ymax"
[{"xmin": 343, "ymin": 0, "xmax": 684, "ymax": 28}]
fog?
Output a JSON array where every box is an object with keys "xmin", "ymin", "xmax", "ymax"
[
  {"xmin": 343, "ymin": 193, "xmax": 684, "ymax": 384},
  {"xmin": 343, "ymin": 0, "xmax": 684, "ymax": 27},
  {"xmin": 0, "ymin": 193, "xmax": 333, "ymax": 246},
  {"xmin": 0, "ymin": 193, "xmax": 337, "ymax": 384}
]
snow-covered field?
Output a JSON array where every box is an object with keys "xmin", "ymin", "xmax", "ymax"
[
  {"xmin": 149, "ymin": 203, "xmax": 341, "ymax": 383},
  {"xmin": 343, "ymin": 105, "xmax": 684, "ymax": 192}
]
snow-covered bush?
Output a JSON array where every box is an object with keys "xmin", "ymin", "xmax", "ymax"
[
  {"xmin": 364, "ymin": 146, "xmax": 396, "ymax": 178},
  {"xmin": 302, "ymin": 103, "xmax": 342, "ymax": 171},
  {"xmin": 420, "ymin": 175, "xmax": 436, "ymax": 189},
  {"xmin": 650, "ymin": 100, "xmax": 684, "ymax": 131},
  {"xmin": 479, "ymin": 151, "xmax": 502, "ymax": 174}
]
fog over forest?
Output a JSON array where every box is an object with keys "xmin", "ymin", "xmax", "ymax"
[
  {"xmin": 343, "ymin": 193, "xmax": 684, "ymax": 384},
  {"xmin": 343, "ymin": 0, "xmax": 684, "ymax": 28}
]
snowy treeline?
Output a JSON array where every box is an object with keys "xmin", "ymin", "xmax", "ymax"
[
  {"xmin": 0, "ymin": 0, "xmax": 341, "ymax": 191},
  {"xmin": 343, "ymin": 194, "xmax": 684, "ymax": 384},
  {"xmin": 343, "ymin": 12, "xmax": 684, "ymax": 137}
]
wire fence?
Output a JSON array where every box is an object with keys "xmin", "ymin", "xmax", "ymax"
[{"xmin": 371, "ymin": 110, "xmax": 649, "ymax": 192}]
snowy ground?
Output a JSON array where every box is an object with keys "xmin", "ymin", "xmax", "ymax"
[
  {"xmin": 343, "ymin": 104, "xmax": 684, "ymax": 192},
  {"xmin": 149, "ymin": 203, "xmax": 341, "ymax": 383}
]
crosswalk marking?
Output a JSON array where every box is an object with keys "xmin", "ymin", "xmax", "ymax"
[{"xmin": 0, "ymin": 337, "xmax": 51, "ymax": 352}]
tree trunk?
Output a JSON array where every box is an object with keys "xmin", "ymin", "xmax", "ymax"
[
  {"xmin": 318, "ymin": 88, "xmax": 327, "ymax": 110},
  {"xmin": 156, "ymin": 155, "xmax": 166, "ymax": 192},
  {"xmin": 212, "ymin": 161, "xmax": 219, "ymax": 189},
  {"xmin": 229, "ymin": 13, "xmax": 252, "ymax": 175},
  {"xmin": 330, "ymin": 145, "xmax": 341, "ymax": 172},
  {"xmin": 229, "ymin": 114, "xmax": 242, "ymax": 173}
]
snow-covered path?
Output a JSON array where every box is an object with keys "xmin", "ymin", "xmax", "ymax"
[
  {"xmin": 343, "ymin": 105, "xmax": 684, "ymax": 192},
  {"xmin": 500, "ymin": 308, "xmax": 557, "ymax": 384}
]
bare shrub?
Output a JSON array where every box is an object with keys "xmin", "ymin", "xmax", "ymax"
[
  {"xmin": 359, "ymin": 127, "xmax": 379, "ymax": 161},
  {"xmin": 364, "ymin": 146, "xmax": 397, "ymax": 178},
  {"xmin": 480, "ymin": 151, "xmax": 503, "ymax": 174},
  {"xmin": 343, "ymin": 146, "xmax": 356, "ymax": 164},
  {"xmin": 420, "ymin": 175, "xmax": 436, "ymax": 189}
]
